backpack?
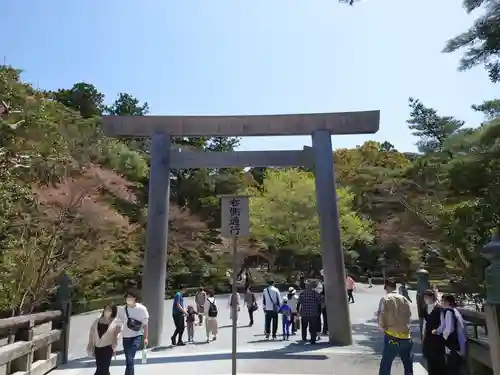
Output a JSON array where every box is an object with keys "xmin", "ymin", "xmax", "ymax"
[{"xmin": 207, "ymin": 299, "xmax": 218, "ymax": 318}]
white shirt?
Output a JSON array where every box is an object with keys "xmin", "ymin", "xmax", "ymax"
[
  {"xmin": 287, "ymin": 294, "xmax": 298, "ymax": 313},
  {"xmin": 117, "ymin": 303, "xmax": 149, "ymax": 338},
  {"xmin": 262, "ymin": 286, "xmax": 282, "ymax": 311}
]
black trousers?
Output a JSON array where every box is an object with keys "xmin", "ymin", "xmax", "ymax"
[
  {"xmin": 425, "ymin": 352, "xmax": 446, "ymax": 375},
  {"xmin": 94, "ymin": 345, "xmax": 113, "ymax": 375},
  {"xmin": 264, "ymin": 310, "xmax": 278, "ymax": 337},
  {"xmin": 248, "ymin": 307, "xmax": 254, "ymax": 325},
  {"xmin": 301, "ymin": 316, "xmax": 318, "ymax": 343},
  {"xmin": 446, "ymin": 351, "xmax": 462, "ymax": 375},
  {"xmin": 347, "ymin": 289, "xmax": 354, "ymax": 303},
  {"xmin": 291, "ymin": 312, "xmax": 298, "ymax": 333},
  {"xmin": 172, "ymin": 314, "xmax": 185, "ymax": 343}
]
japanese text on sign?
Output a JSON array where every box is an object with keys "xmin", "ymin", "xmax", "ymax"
[{"xmin": 220, "ymin": 196, "xmax": 249, "ymax": 237}]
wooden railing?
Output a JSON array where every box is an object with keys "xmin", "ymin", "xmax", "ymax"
[
  {"xmin": 458, "ymin": 308, "xmax": 494, "ymax": 375},
  {"xmin": 0, "ymin": 306, "xmax": 70, "ymax": 375}
]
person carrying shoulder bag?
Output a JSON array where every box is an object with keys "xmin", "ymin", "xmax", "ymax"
[{"xmin": 262, "ymin": 280, "xmax": 282, "ymax": 340}]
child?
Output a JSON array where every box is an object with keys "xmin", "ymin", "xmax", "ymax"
[
  {"xmin": 186, "ymin": 305, "xmax": 199, "ymax": 342},
  {"xmin": 279, "ymin": 297, "xmax": 292, "ymax": 340}
]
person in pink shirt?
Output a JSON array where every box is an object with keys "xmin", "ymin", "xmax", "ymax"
[{"xmin": 346, "ymin": 275, "xmax": 356, "ymax": 303}]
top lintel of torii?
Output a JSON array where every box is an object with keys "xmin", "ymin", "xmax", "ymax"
[{"xmin": 101, "ymin": 110, "xmax": 380, "ymax": 137}]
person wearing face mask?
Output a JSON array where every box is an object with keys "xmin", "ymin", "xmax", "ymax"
[
  {"xmin": 377, "ymin": 278, "xmax": 413, "ymax": 375},
  {"xmin": 87, "ymin": 304, "xmax": 121, "ymax": 375},
  {"xmin": 117, "ymin": 290, "xmax": 149, "ymax": 375},
  {"xmin": 422, "ymin": 289, "xmax": 446, "ymax": 375}
]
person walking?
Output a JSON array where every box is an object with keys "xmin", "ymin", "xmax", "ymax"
[
  {"xmin": 286, "ymin": 287, "xmax": 299, "ymax": 334},
  {"xmin": 367, "ymin": 270, "xmax": 373, "ymax": 288},
  {"xmin": 422, "ymin": 289, "xmax": 446, "ymax": 375},
  {"xmin": 433, "ymin": 294, "xmax": 466, "ymax": 375},
  {"xmin": 377, "ymin": 278, "xmax": 413, "ymax": 375},
  {"xmin": 118, "ymin": 290, "xmax": 149, "ymax": 375},
  {"xmin": 229, "ymin": 290, "xmax": 241, "ymax": 322},
  {"xmin": 320, "ymin": 285, "xmax": 328, "ymax": 335},
  {"xmin": 205, "ymin": 290, "xmax": 218, "ymax": 342},
  {"xmin": 279, "ymin": 298, "xmax": 292, "ymax": 340},
  {"xmin": 346, "ymin": 275, "xmax": 356, "ymax": 303},
  {"xmin": 262, "ymin": 280, "xmax": 282, "ymax": 339},
  {"xmin": 297, "ymin": 280, "xmax": 323, "ymax": 344},
  {"xmin": 185, "ymin": 305, "xmax": 200, "ymax": 342},
  {"xmin": 171, "ymin": 284, "xmax": 187, "ymax": 346},
  {"xmin": 399, "ymin": 281, "xmax": 412, "ymax": 303},
  {"xmin": 244, "ymin": 287, "xmax": 257, "ymax": 326},
  {"xmin": 195, "ymin": 287, "xmax": 207, "ymax": 326},
  {"xmin": 87, "ymin": 304, "xmax": 121, "ymax": 375}
]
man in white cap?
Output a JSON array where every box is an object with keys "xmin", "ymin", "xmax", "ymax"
[{"xmin": 286, "ymin": 287, "xmax": 299, "ymax": 334}]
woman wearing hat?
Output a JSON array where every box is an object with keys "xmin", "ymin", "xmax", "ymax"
[{"xmin": 287, "ymin": 287, "xmax": 299, "ymax": 334}]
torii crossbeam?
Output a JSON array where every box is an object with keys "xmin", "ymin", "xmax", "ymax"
[{"xmin": 102, "ymin": 110, "xmax": 380, "ymax": 347}]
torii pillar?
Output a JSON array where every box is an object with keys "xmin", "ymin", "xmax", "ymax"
[{"xmin": 102, "ymin": 110, "xmax": 380, "ymax": 347}]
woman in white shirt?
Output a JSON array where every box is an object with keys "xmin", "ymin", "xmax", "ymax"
[{"xmin": 87, "ymin": 304, "xmax": 122, "ymax": 375}]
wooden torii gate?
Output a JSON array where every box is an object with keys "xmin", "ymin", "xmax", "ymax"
[{"xmin": 102, "ymin": 110, "xmax": 380, "ymax": 347}]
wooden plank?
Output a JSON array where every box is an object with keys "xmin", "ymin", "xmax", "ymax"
[
  {"xmin": 11, "ymin": 353, "xmax": 58, "ymax": 375},
  {"xmin": 170, "ymin": 149, "xmax": 313, "ymax": 169},
  {"xmin": 0, "ymin": 311, "xmax": 61, "ymax": 332},
  {"xmin": 0, "ymin": 330, "xmax": 61, "ymax": 366},
  {"xmin": 458, "ymin": 308, "xmax": 486, "ymax": 326},
  {"xmin": 102, "ymin": 110, "xmax": 380, "ymax": 137}
]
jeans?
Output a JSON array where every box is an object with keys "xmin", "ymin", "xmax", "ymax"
[
  {"xmin": 264, "ymin": 310, "xmax": 278, "ymax": 337},
  {"xmin": 172, "ymin": 314, "xmax": 185, "ymax": 344},
  {"xmin": 123, "ymin": 335, "xmax": 142, "ymax": 375},
  {"xmin": 301, "ymin": 316, "xmax": 318, "ymax": 343},
  {"xmin": 379, "ymin": 334, "xmax": 413, "ymax": 375},
  {"xmin": 94, "ymin": 345, "xmax": 113, "ymax": 375}
]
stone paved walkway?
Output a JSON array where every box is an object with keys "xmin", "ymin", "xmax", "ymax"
[{"xmin": 56, "ymin": 284, "xmax": 427, "ymax": 375}]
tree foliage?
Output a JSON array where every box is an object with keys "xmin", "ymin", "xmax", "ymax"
[{"xmin": 247, "ymin": 168, "xmax": 373, "ymax": 277}]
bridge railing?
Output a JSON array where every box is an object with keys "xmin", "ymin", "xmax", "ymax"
[
  {"xmin": 0, "ymin": 308, "xmax": 70, "ymax": 375},
  {"xmin": 458, "ymin": 308, "xmax": 494, "ymax": 374}
]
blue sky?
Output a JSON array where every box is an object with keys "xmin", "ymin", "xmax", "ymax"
[{"xmin": 1, "ymin": 0, "xmax": 498, "ymax": 152}]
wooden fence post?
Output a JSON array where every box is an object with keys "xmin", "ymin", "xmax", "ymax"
[
  {"xmin": 10, "ymin": 319, "xmax": 34, "ymax": 374},
  {"xmin": 482, "ymin": 227, "xmax": 500, "ymax": 375},
  {"xmin": 52, "ymin": 273, "xmax": 73, "ymax": 365}
]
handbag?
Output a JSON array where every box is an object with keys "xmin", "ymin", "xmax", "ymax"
[
  {"xmin": 250, "ymin": 293, "xmax": 259, "ymax": 312},
  {"xmin": 125, "ymin": 306, "xmax": 143, "ymax": 332},
  {"xmin": 266, "ymin": 288, "xmax": 279, "ymax": 312}
]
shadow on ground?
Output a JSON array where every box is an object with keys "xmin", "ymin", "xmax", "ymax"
[
  {"xmin": 351, "ymin": 318, "xmax": 426, "ymax": 368},
  {"xmin": 61, "ymin": 341, "xmax": 332, "ymax": 369}
]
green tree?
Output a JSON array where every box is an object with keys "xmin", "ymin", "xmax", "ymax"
[
  {"xmin": 50, "ymin": 83, "xmax": 105, "ymax": 118},
  {"xmin": 247, "ymin": 168, "xmax": 373, "ymax": 276}
]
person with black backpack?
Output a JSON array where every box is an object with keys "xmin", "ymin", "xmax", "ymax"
[{"xmin": 204, "ymin": 289, "xmax": 218, "ymax": 342}]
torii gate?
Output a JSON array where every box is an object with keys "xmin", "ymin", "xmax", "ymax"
[{"xmin": 102, "ymin": 110, "xmax": 380, "ymax": 347}]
